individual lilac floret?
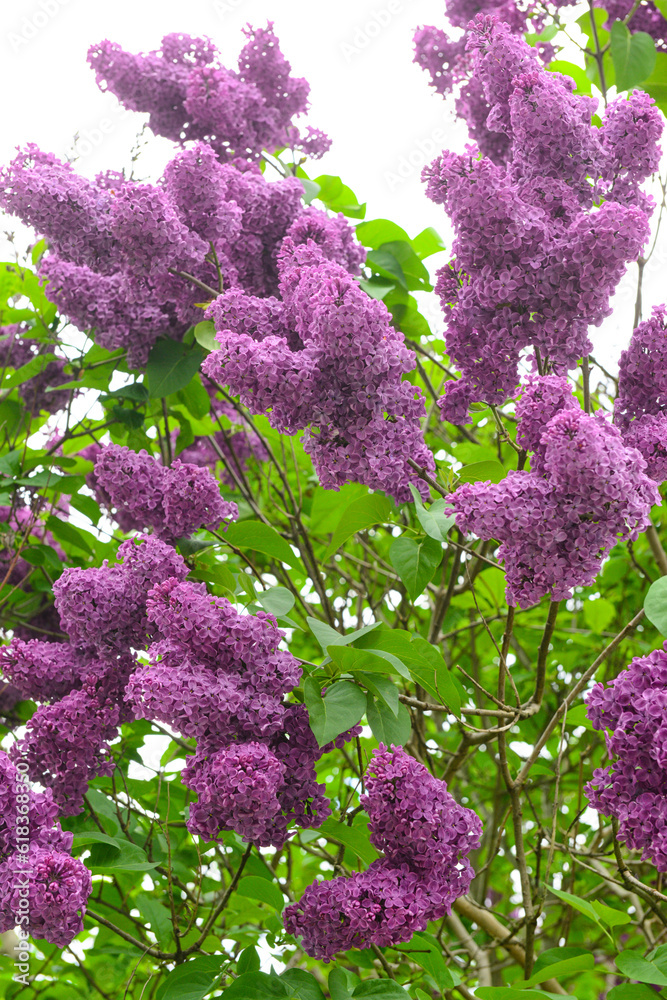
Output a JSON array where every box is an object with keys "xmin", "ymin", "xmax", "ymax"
[
  {"xmin": 87, "ymin": 26, "xmax": 328, "ymax": 161},
  {"xmin": 0, "ymin": 639, "xmax": 91, "ymax": 703},
  {"xmin": 615, "ymin": 306, "xmax": 667, "ymax": 482},
  {"xmin": 283, "ymin": 745, "xmax": 481, "ymax": 960},
  {"xmin": 0, "ymin": 848, "xmax": 92, "ymax": 947},
  {"xmin": 449, "ymin": 386, "xmax": 659, "ymax": 606},
  {"xmin": 586, "ymin": 643, "xmax": 667, "ymax": 870},
  {"xmin": 202, "ymin": 242, "xmax": 434, "ymax": 503},
  {"xmin": 93, "ymin": 444, "xmax": 238, "ymax": 541},
  {"xmin": 53, "ymin": 534, "xmax": 188, "ymax": 653}
]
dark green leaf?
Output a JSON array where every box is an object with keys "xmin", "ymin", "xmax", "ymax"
[
  {"xmin": 45, "ymin": 515, "xmax": 94, "ymax": 555},
  {"xmin": 308, "ymin": 618, "xmax": 381, "ymax": 652},
  {"xmin": 366, "ymin": 696, "xmax": 411, "ymax": 747},
  {"xmin": 400, "ymin": 932, "xmax": 458, "ymax": 989},
  {"xmin": 280, "ymin": 969, "xmax": 327, "ymax": 1000},
  {"xmin": 146, "ymin": 339, "xmax": 205, "ymax": 398},
  {"xmin": 389, "ymin": 535, "xmax": 442, "ymax": 601},
  {"xmin": 238, "ymin": 946, "xmax": 260, "ymax": 975},
  {"xmin": 319, "ymin": 818, "xmax": 380, "ymax": 865},
  {"xmin": 352, "ymin": 982, "xmax": 410, "ymax": 998},
  {"xmin": 156, "ymin": 956, "xmax": 226, "ymax": 1000},
  {"xmin": 355, "ymin": 672, "xmax": 399, "ymax": 715}
]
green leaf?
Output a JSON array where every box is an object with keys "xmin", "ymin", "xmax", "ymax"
[
  {"xmin": 45, "ymin": 514, "xmax": 94, "ymax": 555},
  {"xmin": 237, "ymin": 946, "xmax": 260, "ymax": 975},
  {"xmin": 303, "ymin": 678, "xmax": 367, "ymax": 747},
  {"xmin": 521, "ymin": 952, "xmax": 594, "ymax": 987},
  {"xmin": 236, "ymin": 875, "xmax": 284, "ymax": 911},
  {"xmin": 329, "ymin": 968, "xmax": 356, "ymax": 1000},
  {"xmin": 323, "ymin": 492, "xmax": 394, "ymax": 559},
  {"xmin": 220, "ymin": 972, "xmax": 288, "ymax": 999},
  {"xmin": 615, "ymin": 952, "xmax": 667, "ymax": 986},
  {"xmin": 300, "ymin": 178, "xmax": 321, "ymax": 204},
  {"xmin": 366, "ymin": 695, "xmax": 412, "ymax": 747},
  {"xmin": 608, "ymin": 986, "xmax": 663, "ymax": 1000},
  {"xmin": 642, "ymin": 51, "xmax": 667, "ymax": 109},
  {"xmin": 409, "ymin": 483, "xmax": 455, "ymax": 542},
  {"xmin": 327, "ymin": 644, "xmax": 411, "ymax": 680},
  {"xmin": 256, "ymin": 586, "xmax": 295, "ymax": 617},
  {"xmin": 366, "ymin": 248, "xmax": 407, "ymax": 289},
  {"xmin": 373, "ymin": 241, "xmax": 432, "ymax": 292},
  {"xmin": 583, "ymin": 597, "xmax": 615, "ymax": 632},
  {"xmin": 458, "ymin": 461, "xmax": 506, "ymax": 484},
  {"xmin": 194, "ymin": 320, "xmax": 219, "ymax": 353},
  {"xmin": 145, "ymin": 339, "xmax": 205, "ymax": 398},
  {"xmin": 103, "ymin": 382, "xmax": 148, "ymax": 402},
  {"xmin": 410, "ymin": 227, "xmax": 446, "ymax": 259},
  {"xmin": 2, "ymin": 353, "xmax": 57, "ymax": 390},
  {"xmin": 400, "ymin": 636, "xmax": 462, "ymax": 715},
  {"xmin": 645, "ymin": 574, "xmax": 667, "ymax": 634},
  {"xmin": 356, "ymin": 219, "xmax": 410, "ymax": 248},
  {"xmin": 319, "ymin": 818, "xmax": 380, "ymax": 865},
  {"xmin": 135, "ymin": 893, "xmax": 172, "ymax": 949},
  {"xmin": 530, "ymin": 947, "xmax": 592, "ymax": 981},
  {"xmin": 476, "ymin": 990, "xmax": 569, "ymax": 1000},
  {"xmin": 548, "ymin": 60, "xmax": 592, "ymax": 95},
  {"xmin": 177, "ymin": 376, "xmax": 211, "ymax": 419},
  {"xmin": 314, "ymin": 175, "xmax": 365, "ymax": 218},
  {"xmin": 400, "ymin": 932, "xmax": 458, "ymax": 989},
  {"xmin": 564, "ymin": 704, "xmax": 594, "ymax": 731},
  {"xmin": 280, "ymin": 969, "xmax": 327, "ymax": 1000},
  {"xmin": 156, "ymin": 956, "xmax": 226, "ymax": 1000},
  {"xmin": 610, "ymin": 21, "xmax": 656, "ymax": 91},
  {"xmin": 224, "ymin": 521, "xmax": 300, "ymax": 569},
  {"xmin": 355, "ymin": 672, "xmax": 399, "ymax": 715},
  {"xmin": 389, "ymin": 535, "xmax": 442, "ymax": 601},
  {"xmin": 352, "ymin": 982, "xmax": 410, "ymax": 998},
  {"xmin": 308, "ymin": 618, "xmax": 382, "ymax": 653}
]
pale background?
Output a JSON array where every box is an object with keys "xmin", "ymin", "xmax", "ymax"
[{"xmin": 0, "ymin": 0, "xmax": 664, "ymax": 368}]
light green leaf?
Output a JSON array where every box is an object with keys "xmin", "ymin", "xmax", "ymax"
[
  {"xmin": 224, "ymin": 521, "xmax": 300, "ymax": 569},
  {"xmin": 193, "ymin": 320, "xmax": 219, "ymax": 352},
  {"xmin": 610, "ymin": 21, "xmax": 656, "ymax": 91},
  {"xmin": 644, "ymin": 575, "xmax": 667, "ymax": 635},
  {"xmin": 389, "ymin": 535, "xmax": 442, "ymax": 601},
  {"xmin": 355, "ymin": 671, "xmax": 399, "ymax": 715},
  {"xmin": 303, "ymin": 678, "xmax": 367, "ymax": 747},
  {"xmin": 409, "ymin": 483, "xmax": 455, "ymax": 541},
  {"xmin": 616, "ymin": 952, "xmax": 667, "ymax": 986},
  {"xmin": 323, "ymin": 492, "xmax": 394, "ymax": 559},
  {"xmin": 308, "ymin": 618, "xmax": 381, "ymax": 652},
  {"xmin": 458, "ymin": 461, "xmax": 506, "ymax": 484},
  {"xmin": 256, "ymin": 586, "xmax": 295, "ymax": 617},
  {"xmin": 236, "ymin": 876, "xmax": 284, "ymax": 911},
  {"xmin": 319, "ymin": 818, "xmax": 380, "ymax": 865}
]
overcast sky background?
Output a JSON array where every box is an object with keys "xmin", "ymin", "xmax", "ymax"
[{"xmin": 0, "ymin": 0, "xmax": 664, "ymax": 371}]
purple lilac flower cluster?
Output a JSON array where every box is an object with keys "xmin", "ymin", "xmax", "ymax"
[
  {"xmin": 585, "ymin": 643, "xmax": 667, "ymax": 870},
  {"xmin": 0, "ymin": 324, "xmax": 75, "ymax": 417},
  {"xmin": 0, "ymin": 751, "xmax": 92, "ymax": 948},
  {"xmin": 93, "ymin": 443, "xmax": 238, "ymax": 541},
  {"xmin": 414, "ymin": 0, "xmax": 577, "ymax": 162},
  {"xmin": 202, "ymin": 240, "xmax": 434, "ymax": 502},
  {"xmin": 422, "ymin": 19, "xmax": 660, "ymax": 422},
  {"xmin": 447, "ymin": 376, "xmax": 659, "ymax": 606},
  {"xmin": 283, "ymin": 745, "xmax": 482, "ymax": 960},
  {"xmin": 126, "ymin": 577, "xmax": 357, "ymax": 847},
  {"xmin": 87, "ymin": 26, "xmax": 330, "ymax": 161},
  {"xmin": 615, "ymin": 306, "xmax": 667, "ymax": 483}
]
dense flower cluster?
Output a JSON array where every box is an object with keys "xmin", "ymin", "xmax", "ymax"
[
  {"xmin": 615, "ymin": 306, "xmax": 667, "ymax": 483},
  {"xmin": 586, "ymin": 643, "xmax": 667, "ymax": 870},
  {"xmin": 0, "ymin": 751, "xmax": 90, "ymax": 948},
  {"xmin": 126, "ymin": 578, "xmax": 355, "ymax": 847},
  {"xmin": 202, "ymin": 241, "xmax": 433, "ymax": 502},
  {"xmin": 422, "ymin": 18, "xmax": 660, "ymax": 421},
  {"xmin": 53, "ymin": 534, "xmax": 188, "ymax": 653},
  {"xmin": 87, "ymin": 26, "xmax": 329, "ymax": 161},
  {"xmin": 283, "ymin": 745, "xmax": 481, "ymax": 960},
  {"xmin": 93, "ymin": 444, "xmax": 237, "ymax": 540},
  {"xmin": 448, "ymin": 377, "xmax": 659, "ymax": 605},
  {"xmin": 0, "ymin": 324, "xmax": 74, "ymax": 417}
]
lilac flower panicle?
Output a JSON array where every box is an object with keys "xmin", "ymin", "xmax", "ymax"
[
  {"xmin": 93, "ymin": 444, "xmax": 238, "ymax": 540},
  {"xmin": 586, "ymin": 643, "xmax": 667, "ymax": 870},
  {"xmin": 448, "ymin": 386, "xmax": 659, "ymax": 606},
  {"xmin": 284, "ymin": 746, "xmax": 481, "ymax": 959},
  {"xmin": 615, "ymin": 306, "xmax": 667, "ymax": 482},
  {"xmin": 0, "ymin": 640, "xmax": 91, "ymax": 703},
  {"xmin": 0, "ymin": 849, "xmax": 92, "ymax": 947}
]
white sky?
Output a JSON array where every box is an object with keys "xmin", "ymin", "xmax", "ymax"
[{"xmin": 0, "ymin": 0, "xmax": 664, "ymax": 371}]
